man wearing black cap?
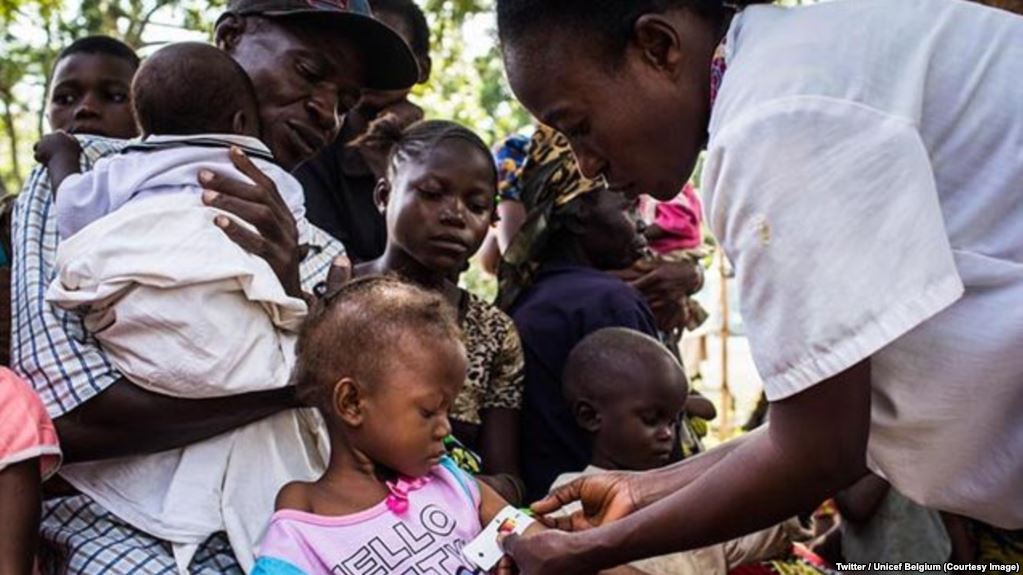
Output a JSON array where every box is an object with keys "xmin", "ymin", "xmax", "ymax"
[
  {"xmin": 10, "ymin": 1, "xmax": 416, "ymax": 572},
  {"xmin": 294, "ymin": 0, "xmax": 434, "ymax": 262},
  {"xmin": 213, "ymin": 0, "xmax": 419, "ymax": 172}
]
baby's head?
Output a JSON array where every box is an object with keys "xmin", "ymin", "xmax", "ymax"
[
  {"xmin": 294, "ymin": 276, "xmax": 467, "ymax": 478},
  {"xmin": 131, "ymin": 42, "xmax": 259, "ymax": 138},
  {"xmin": 564, "ymin": 328, "xmax": 689, "ymax": 472}
]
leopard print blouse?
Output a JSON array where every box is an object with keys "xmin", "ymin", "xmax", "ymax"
[{"xmin": 450, "ymin": 291, "xmax": 525, "ymax": 425}]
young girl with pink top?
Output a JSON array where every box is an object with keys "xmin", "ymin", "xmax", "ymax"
[
  {"xmin": 252, "ymin": 277, "xmax": 536, "ymax": 575},
  {"xmin": 1, "ymin": 368, "xmax": 61, "ymax": 575}
]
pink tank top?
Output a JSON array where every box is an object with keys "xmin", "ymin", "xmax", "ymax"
[{"xmin": 254, "ymin": 457, "xmax": 483, "ymax": 575}]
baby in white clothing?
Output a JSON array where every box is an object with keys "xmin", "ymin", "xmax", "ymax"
[
  {"xmin": 36, "ymin": 41, "xmax": 310, "ymax": 397},
  {"xmin": 33, "ymin": 42, "xmax": 326, "ymax": 571}
]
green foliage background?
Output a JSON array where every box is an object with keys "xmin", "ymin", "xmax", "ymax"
[
  {"xmin": 0, "ymin": 0, "xmax": 825, "ymax": 195},
  {"xmin": 0, "ymin": 0, "xmax": 532, "ymax": 195}
]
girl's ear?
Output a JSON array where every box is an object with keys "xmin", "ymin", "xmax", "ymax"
[
  {"xmin": 573, "ymin": 400, "xmax": 602, "ymax": 434},
  {"xmin": 333, "ymin": 377, "xmax": 365, "ymax": 426},
  {"xmin": 374, "ymin": 178, "xmax": 392, "ymax": 215}
]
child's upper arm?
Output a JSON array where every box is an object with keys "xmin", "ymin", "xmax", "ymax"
[{"xmin": 477, "ymin": 477, "xmax": 510, "ymax": 525}]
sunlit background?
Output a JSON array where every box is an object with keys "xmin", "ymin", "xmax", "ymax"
[{"xmin": 0, "ymin": 0, "xmax": 824, "ymax": 440}]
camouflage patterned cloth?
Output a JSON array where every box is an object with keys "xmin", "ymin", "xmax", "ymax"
[
  {"xmin": 496, "ymin": 125, "xmax": 603, "ymax": 310},
  {"xmin": 443, "ymin": 434, "xmax": 482, "ymax": 475},
  {"xmin": 972, "ymin": 521, "xmax": 1023, "ymax": 571}
]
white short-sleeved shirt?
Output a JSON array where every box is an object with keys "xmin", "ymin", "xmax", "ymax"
[{"xmin": 703, "ymin": 0, "xmax": 1023, "ymax": 528}]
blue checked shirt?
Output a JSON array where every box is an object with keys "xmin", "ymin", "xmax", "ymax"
[{"xmin": 11, "ymin": 135, "xmax": 344, "ymax": 418}]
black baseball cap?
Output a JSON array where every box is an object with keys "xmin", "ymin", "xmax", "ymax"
[{"xmin": 218, "ymin": 0, "xmax": 419, "ymax": 90}]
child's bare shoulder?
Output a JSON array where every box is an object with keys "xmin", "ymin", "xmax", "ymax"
[{"xmin": 275, "ymin": 481, "xmax": 315, "ymax": 512}]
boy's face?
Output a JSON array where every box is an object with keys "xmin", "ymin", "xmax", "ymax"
[
  {"xmin": 48, "ymin": 53, "xmax": 138, "ymax": 139},
  {"xmin": 590, "ymin": 360, "xmax": 689, "ymax": 471}
]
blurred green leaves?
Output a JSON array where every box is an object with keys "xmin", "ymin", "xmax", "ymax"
[{"xmin": 0, "ymin": 0, "xmax": 528, "ymax": 193}]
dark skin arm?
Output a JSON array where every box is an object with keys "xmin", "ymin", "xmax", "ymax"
[
  {"xmin": 477, "ymin": 407, "xmax": 524, "ymax": 505},
  {"xmin": 685, "ymin": 392, "xmax": 717, "ymax": 421},
  {"xmin": 0, "ymin": 460, "xmax": 40, "ymax": 575},
  {"xmin": 834, "ymin": 472, "xmax": 890, "ymax": 524},
  {"xmin": 504, "ymin": 360, "xmax": 871, "ymax": 574},
  {"xmin": 480, "ymin": 482, "xmax": 639, "ymax": 575},
  {"xmin": 34, "ymin": 131, "xmax": 82, "ymax": 193},
  {"xmin": 613, "ymin": 258, "xmax": 704, "ymax": 332},
  {"xmin": 56, "ymin": 381, "xmax": 298, "ymax": 463},
  {"xmin": 52, "ymin": 148, "xmax": 341, "ymax": 463},
  {"xmin": 615, "ymin": 257, "xmax": 704, "ymax": 304},
  {"xmin": 479, "ymin": 235, "xmax": 501, "ymax": 276},
  {"xmin": 478, "ymin": 407, "xmax": 521, "ymax": 477},
  {"xmin": 480, "ymin": 200, "xmax": 527, "ymax": 275},
  {"xmin": 941, "ymin": 512, "xmax": 976, "ymax": 563}
]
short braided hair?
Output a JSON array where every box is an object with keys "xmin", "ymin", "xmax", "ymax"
[
  {"xmin": 292, "ymin": 275, "xmax": 463, "ymax": 412},
  {"xmin": 355, "ymin": 118, "xmax": 497, "ymax": 186}
]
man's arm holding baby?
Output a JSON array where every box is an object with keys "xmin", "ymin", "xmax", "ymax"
[
  {"xmin": 57, "ymin": 379, "xmax": 298, "ymax": 463},
  {"xmin": 55, "ymin": 147, "xmax": 336, "ymax": 463}
]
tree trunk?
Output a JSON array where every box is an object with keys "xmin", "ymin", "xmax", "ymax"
[
  {"xmin": 37, "ymin": 21, "xmax": 58, "ymax": 140},
  {"xmin": 0, "ymin": 90, "xmax": 23, "ymax": 192}
]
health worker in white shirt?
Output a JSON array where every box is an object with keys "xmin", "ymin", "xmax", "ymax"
[{"xmin": 493, "ymin": 0, "xmax": 1023, "ymax": 573}]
